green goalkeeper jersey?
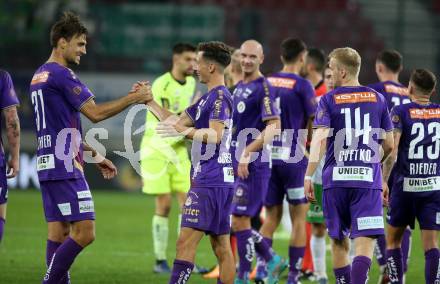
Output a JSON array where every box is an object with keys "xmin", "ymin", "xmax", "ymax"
[{"xmin": 141, "ymin": 72, "xmax": 196, "ymax": 158}]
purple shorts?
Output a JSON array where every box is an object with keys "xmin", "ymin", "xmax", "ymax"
[
  {"xmin": 265, "ymin": 164, "xmax": 307, "ymax": 206},
  {"xmin": 181, "ymin": 186, "xmax": 233, "ymax": 236},
  {"xmin": 0, "ymin": 166, "xmax": 7, "ymax": 205},
  {"xmin": 323, "ymin": 187, "xmax": 384, "ymax": 240},
  {"xmin": 387, "ymin": 180, "xmax": 440, "ymax": 230},
  {"xmin": 40, "ymin": 178, "xmax": 95, "ymax": 223},
  {"xmin": 232, "ymin": 171, "xmax": 270, "ymax": 217}
]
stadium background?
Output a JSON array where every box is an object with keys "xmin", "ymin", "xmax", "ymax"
[{"xmin": 0, "ymin": 0, "xmax": 439, "ymax": 283}]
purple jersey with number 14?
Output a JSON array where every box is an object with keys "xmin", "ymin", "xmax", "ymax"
[
  {"xmin": 29, "ymin": 62, "xmax": 94, "ymax": 181},
  {"xmin": 314, "ymin": 86, "xmax": 393, "ymax": 190}
]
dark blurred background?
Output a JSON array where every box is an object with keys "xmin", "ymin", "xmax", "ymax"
[{"xmin": 1, "ymin": 0, "xmax": 439, "ymax": 191}]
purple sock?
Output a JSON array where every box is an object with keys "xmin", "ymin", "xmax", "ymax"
[
  {"xmin": 288, "ymin": 246, "xmax": 305, "ymax": 282},
  {"xmin": 252, "ymin": 230, "xmax": 273, "ymax": 262},
  {"xmin": 334, "ymin": 265, "xmax": 351, "ymax": 284},
  {"xmin": 375, "ymin": 234, "xmax": 387, "ymax": 266},
  {"xmin": 235, "ymin": 229, "xmax": 254, "ymax": 279},
  {"xmin": 42, "ymin": 237, "xmax": 83, "ymax": 284},
  {"xmin": 401, "ymin": 228, "xmax": 412, "ymax": 273},
  {"xmin": 0, "ymin": 217, "xmax": 5, "ymax": 243},
  {"xmin": 169, "ymin": 259, "xmax": 194, "ymax": 284},
  {"xmin": 386, "ymin": 248, "xmax": 403, "ymax": 283},
  {"xmin": 46, "ymin": 240, "xmax": 70, "ymax": 284},
  {"xmin": 351, "ymin": 256, "xmax": 371, "ymax": 284},
  {"xmin": 217, "ymin": 280, "xmax": 224, "ymax": 284},
  {"xmin": 425, "ymin": 248, "xmax": 440, "ymax": 284}
]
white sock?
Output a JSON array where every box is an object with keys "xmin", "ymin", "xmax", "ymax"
[
  {"xmin": 152, "ymin": 215, "xmax": 169, "ymax": 260},
  {"xmin": 311, "ymin": 235, "xmax": 327, "ymax": 279}
]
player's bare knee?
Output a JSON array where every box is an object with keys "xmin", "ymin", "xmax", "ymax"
[
  {"xmin": 231, "ymin": 215, "xmax": 248, "ymax": 231},
  {"xmin": 333, "ymin": 238, "xmax": 349, "ymax": 252}
]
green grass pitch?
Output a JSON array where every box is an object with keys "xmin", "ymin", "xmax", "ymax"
[{"xmin": 0, "ymin": 189, "xmax": 428, "ymax": 283}]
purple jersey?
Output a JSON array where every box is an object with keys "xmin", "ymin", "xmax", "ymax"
[
  {"xmin": 29, "ymin": 62, "xmax": 94, "ymax": 181},
  {"xmin": 369, "ymin": 81, "xmax": 410, "ymax": 111},
  {"xmin": 232, "ymin": 77, "xmax": 279, "ymax": 173},
  {"xmin": 186, "ymin": 85, "xmax": 234, "ymax": 187},
  {"xmin": 267, "ymin": 72, "xmax": 316, "ymax": 166},
  {"xmin": 314, "ymin": 86, "xmax": 393, "ymax": 190},
  {"xmin": 391, "ymin": 102, "xmax": 440, "ymax": 194},
  {"xmin": 0, "ymin": 71, "xmax": 20, "ymax": 166}
]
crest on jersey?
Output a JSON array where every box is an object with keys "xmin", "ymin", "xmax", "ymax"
[
  {"xmin": 317, "ymin": 110, "xmax": 326, "ymax": 120},
  {"xmin": 237, "ymin": 101, "xmax": 246, "ymax": 113},
  {"xmin": 185, "ymin": 197, "xmax": 192, "ymax": 206},
  {"xmin": 392, "ymin": 114, "xmax": 400, "ymax": 123},
  {"xmin": 72, "ymin": 86, "xmax": 82, "ymax": 95}
]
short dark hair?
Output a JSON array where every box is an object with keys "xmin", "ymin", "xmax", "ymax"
[
  {"xmin": 172, "ymin": 43, "xmax": 196, "ymax": 54},
  {"xmin": 197, "ymin": 41, "xmax": 232, "ymax": 68},
  {"xmin": 50, "ymin": 12, "xmax": 88, "ymax": 47},
  {"xmin": 410, "ymin": 69, "xmax": 437, "ymax": 94},
  {"xmin": 307, "ymin": 48, "xmax": 326, "ymax": 73},
  {"xmin": 281, "ymin": 38, "xmax": 307, "ymax": 63},
  {"xmin": 377, "ymin": 49, "xmax": 402, "ymax": 73}
]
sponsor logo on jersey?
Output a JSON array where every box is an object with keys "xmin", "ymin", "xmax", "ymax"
[
  {"xmin": 403, "ymin": 177, "xmax": 440, "ymax": 192},
  {"xmin": 409, "ymin": 108, "xmax": 440, "ymax": 119},
  {"xmin": 267, "ymin": 77, "xmax": 296, "ymax": 89},
  {"xmin": 332, "ymin": 166, "xmax": 373, "ymax": 182},
  {"xmin": 334, "ymin": 92, "xmax": 377, "ymax": 104},
  {"xmin": 31, "ymin": 71, "xmax": 50, "ymax": 85},
  {"xmin": 223, "ymin": 166, "xmax": 234, "ymax": 183},
  {"xmin": 384, "ymin": 84, "xmax": 408, "ymax": 96},
  {"xmin": 37, "ymin": 154, "xmax": 55, "ymax": 171}
]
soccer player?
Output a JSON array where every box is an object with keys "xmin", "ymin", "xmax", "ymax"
[
  {"xmin": 141, "ymin": 41, "xmax": 236, "ymax": 284},
  {"xmin": 29, "ymin": 12, "xmax": 151, "ymax": 284},
  {"xmin": 300, "ymin": 47, "xmax": 329, "ymax": 283},
  {"xmin": 0, "ymin": 70, "xmax": 20, "ymax": 244},
  {"xmin": 140, "ymin": 43, "xmax": 197, "ymax": 274},
  {"xmin": 369, "ymin": 49, "xmax": 412, "ymax": 283},
  {"xmin": 225, "ymin": 48, "xmax": 243, "ymax": 90},
  {"xmin": 256, "ymin": 38, "xmax": 316, "ymax": 284},
  {"xmin": 231, "ymin": 39, "xmax": 286, "ymax": 284},
  {"xmin": 304, "ymin": 47, "xmax": 394, "ymax": 283},
  {"xmin": 383, "ymin": 69, "xmax": 440, "ymax": 284}
]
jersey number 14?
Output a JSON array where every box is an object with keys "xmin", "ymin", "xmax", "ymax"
[{"xmin": 341, "ymin": 107, "xmax": 371, "ymax": 146}]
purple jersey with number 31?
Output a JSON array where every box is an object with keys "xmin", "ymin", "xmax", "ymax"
[
  {"xmin": 29, "ymin": 62, "xmax": 94, "ymax": 181},
  {"xmin": 314, "ymin": 86, "xmax": 393, "ymax": 190}
]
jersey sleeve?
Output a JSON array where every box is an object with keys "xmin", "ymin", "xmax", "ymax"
[
  {"xmin": 260, "ymin": 80, "xmax": 280, "ymax": 121},
  {"xmin": 313, "ymin": 94, "xmax": 331, "ymax": 128},
  {"xmin": 381, "ymin": 102, "xmax": 394, "ymax": 132},
  {"xmin": 390, "ymin": 106, "xmax": 402, "ymax": 131},
  {"xmin": 209, "ymin": 90, "xmax": 232, "ymax": 122},
  {"xmin": 185, "ymin": 98, "xmax": 198, "ymax": 122},
  {"xmin": 300, "ymin": 80, "xmax": 317, "ymax": 118},
  {"xmin": 0, "ymin": 71, "xmax": 20, "ymax": 109},
  {"xmin": 151, "ymin": 76, "xmax": 166, "ymax": 108},
  {"xmin": 55, "ymin": 69, "xmax": 94, "ymax": 111}
]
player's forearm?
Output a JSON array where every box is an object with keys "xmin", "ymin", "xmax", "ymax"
[
  {"xmin": 244, "ymin": 119, "xmax": 281, "ymax": 155},
  {"xmin": 147, "ymin": 100, "xmax": 174, "ymax": 121},
  {"xmin": 93, "ymin": 96, "xmax": 136, "ymax": 122},
  {"xmin": 4, "ymin": 107, "xmax": 20, "ymax": 159},
  {"xmin": 382, "ymin": 153, "xmax": 396, "ymax": 182},
  {"xmin": 174, "ymin": 124, "xmax": 222, "ymax": 144},
  {"xmin": 305, "ymin": 128, "xmax": 328, "ymax": 177},
  {"xmin": 82, "ymin": 142, "xmax": 104, "ymax": 162}
]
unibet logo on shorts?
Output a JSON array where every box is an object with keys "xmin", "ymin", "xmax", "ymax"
[{"xmin": 79, "ymin": 200, "xmax": 94, "ymax": 213}]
